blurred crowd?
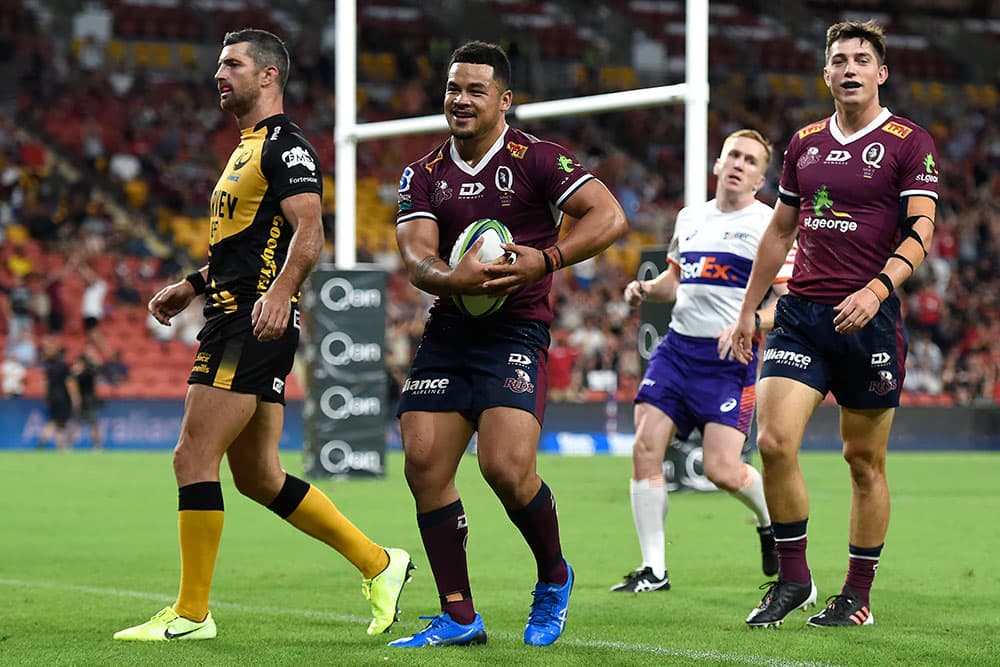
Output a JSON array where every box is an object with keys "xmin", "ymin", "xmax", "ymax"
[{"xmin": 0, "ymin": 0, "xmax": 997, "ymax": 408}]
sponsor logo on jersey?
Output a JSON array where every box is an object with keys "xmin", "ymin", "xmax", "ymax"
[
  {"xmin": 402, "ymin": 377, "xmax": 450, "ymax": 395},
  {"xmin": 763, "ymin": 348, "xmax": 812, "ymax": 369},
  {"xmin": 269, "ymin": 125, "xmax": 282, "ymax": 141},
  {"xmin": 272, "ymin": 378, "xmax": 285, "ymax": 393},
  {"xmin": 641, "ymin": 378, "xmax": 656, "ymax": 387},
  {"xmin": 868, "ymin": 370, "xmax": 898, "ymax": 395},
  {"xmin": 719, "ymin": 398, "xmax": 738, "ymax": 412},
  {"xmin": 811, "ymin": 187, "xmax": 851, "ymax": 218},
  {"xmin": 881, "ymin": 121, "xmax": 913, "ymax": 139},
  {"xmin": 824, "ymin": 149, "xmax": 852, "ymax": 163},
  {"xmin": 233, "ymin": 148, "xmax": 253, "ymax": 170},
  {"xmin": 915, "ymin": 152, "xmax": 939, "ymax": 183},
  {"xmin": 459, "ymin": 182, "xmax": 485, "ymax": 198},
  {"xmin": 680, "ymin": 255, "xmax": 733, "ymax": 281},
  {"xmin": 557, "ymin": 154, "xmax": 580, "ymax": 173},
  {"xmin": 507, "ymin": 141, "xmax": 528, "ymax": 159},
  {"xmin": 256, "ymin": 217, "xmax": 284, "ymax": 294},
  {"xmin": 424, "ymin": 148, "xmax": 444, "ymax": 173},
  {"xmin": 504, "ymin": 368, "xmax": 535, "ymax": 393},
  {"xmin": 797, "ymin": 146, "xmax": 821, "ymax": 169},
  {"xmin": 798, "ymin": 120, "xmax": 827, "ymax": 139},
  {"xmin": 281, "ymin": 146, "xmax": 316, "ymax": 172}
]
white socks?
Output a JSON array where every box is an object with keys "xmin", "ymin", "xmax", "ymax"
[
  {"xmin": 630, "ymin": 477, "xmax": 668, "ymax": 578},
  {"xmin": 730, "ymin": 463, "xmax": 771, "ymax": 527}
]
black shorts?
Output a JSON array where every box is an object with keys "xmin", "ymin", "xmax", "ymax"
[
  {"xmin": 47, "ymin": 398, "xmax": 72, "ymax": 426},
  {"xmin": 761, "ymin": 294, "xmax": 907, "ymax": 409},
  {"xmin": 188, "ymin": 309, "xmax": 300, "ymax": 404},
  {"xmin": 397, "ymin": 313, "xmax": 550, "ymax": 425}
]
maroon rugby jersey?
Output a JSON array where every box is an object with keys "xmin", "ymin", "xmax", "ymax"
[
  {"xmin": 395, "ymin": 125, "xmax": 594, "ymax": 325},
  {"xmin": 779, "ymin": 109, "xmax": 939, "ymax": 304}
]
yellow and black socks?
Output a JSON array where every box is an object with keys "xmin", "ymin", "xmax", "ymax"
[
  {"xmin": 268, "ymin": 473, "xmax": 386, "ymax": 579},
  {"xmin": 174, "ymin": 481, "xmax": 224, "ymax": 622}
]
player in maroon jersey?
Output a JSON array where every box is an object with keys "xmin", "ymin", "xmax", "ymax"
[
  {"xmin": 731, "ymin": 20, "xmax": 938, "ymax": 628},
  {"xmin": 390, "ymin": 41, "xmax": 627, "ymax": 648}
]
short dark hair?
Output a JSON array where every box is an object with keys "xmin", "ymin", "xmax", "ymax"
[
  {"xmin": 825, "ymin": 20, "xmax": 886, "ymax": 66},
  {"xmin": 223, "ymin": 28, "xmax": 290, "ymax": 89},
  {"xmin": 448, "ymin": 41, "xmax": 511, "ymax": 91}
]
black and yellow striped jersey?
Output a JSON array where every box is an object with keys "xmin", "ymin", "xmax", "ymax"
[{"xmin": 203, "ymin": 113, "xmax": 322, "ymax": 326}]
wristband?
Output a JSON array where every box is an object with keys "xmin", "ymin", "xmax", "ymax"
[
  {"xmin": 637, "ymin": 281, "xmax": 647, "ymax": 299},
  {"xmin": 185, "ymin": 271, "xmax": 206, "ymax": 296},
  {"xmin": 864, "ymin": 273, "xmax": 893, "ymax": 302},
  {"xmin": 542, "ymin": 245, "xmax": 564, "ymax": 274},
  {"xmin": 754, "ymin": 312, "xmax": 761, "ymax": 331}
]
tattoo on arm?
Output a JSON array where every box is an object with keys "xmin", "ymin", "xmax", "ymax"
[{"xmin": 415, "ymin": 255, "xmax": 446, "ymax": 282}]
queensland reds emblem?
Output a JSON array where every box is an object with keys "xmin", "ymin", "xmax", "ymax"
[
  {"xmin": 868, "ymin": 370, "xmax": 898, "ymax": 396},
  {"xmin": 504, "ymin": 368, "xmax": 535, "ymax": 393},
  {"xmin": 495, "ymin": 166, "xmax": 514, "ymax": 206}
]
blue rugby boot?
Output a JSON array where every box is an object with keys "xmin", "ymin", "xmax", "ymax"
[
  {"xmin": 524, "ymin": 560, "xmax": 574, "ymax": 646},
  {"xmin": 387, "ymin": 612, "xmax": 487, "ymax": 647}
]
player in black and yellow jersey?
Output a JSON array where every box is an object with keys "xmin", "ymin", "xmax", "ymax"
[{"xmin": 114, "ymin": 28, "xmax": 412, "ymax": 643}]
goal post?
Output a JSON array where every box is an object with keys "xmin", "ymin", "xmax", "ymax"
[{"xmin": 334, "ymin": 0, "xmax": 709, "ymax": 269}]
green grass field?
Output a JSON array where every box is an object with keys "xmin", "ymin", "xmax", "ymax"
[{"xmin": 2, "ymin": 450, "xmax": 998, "ymax": 666}]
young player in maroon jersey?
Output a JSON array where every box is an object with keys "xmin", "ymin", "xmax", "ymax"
[
  {"xmin": 731, "ymin": 20, "xmax": 939, "ymax": 628},
  {"xmin": 391, "ymin": 41, "xmax": 627, "ymax": 647}
]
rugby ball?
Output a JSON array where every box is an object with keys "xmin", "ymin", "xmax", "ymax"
[{"xmin": 448, "ymin": 218, "xmax": 513, "ymax": 317}]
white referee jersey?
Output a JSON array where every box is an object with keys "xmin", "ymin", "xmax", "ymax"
[{"xmin": 666, "ymin": 198, "xmax": 794, "ymax": 338}]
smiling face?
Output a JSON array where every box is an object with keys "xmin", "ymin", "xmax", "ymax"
[
  {"xmin": 823, "ymin": 37, "xmax": 888, "ymax": 112},
  {"xmin": 713, "ymin": 135, "xmax": 768, "ymax": 200},
  {"xmin": 443, "ymin": 62, "xmax": 512, "ymax": 141},
  {"xmin": 215, "ymin": 42, "xmax": 261, "ymax": 118}
]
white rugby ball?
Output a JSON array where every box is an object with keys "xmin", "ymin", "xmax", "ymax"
[{"xmin": 448, "ymin": 218, "xmax": 513, "ymax": 317}]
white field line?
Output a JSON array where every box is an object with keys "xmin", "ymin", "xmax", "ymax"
[{"xmin": 0, "ymin": 578, "xmax": 843, "ymax": 667}]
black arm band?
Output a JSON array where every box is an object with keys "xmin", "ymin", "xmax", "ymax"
[
  {"xmin": 904, "ymin": 214, "xmax": 935, "ymax": 228},
  {"xmin": 185, "ymin": 271, "xmax": 206, "ymax": 296},
  {"xmin": 754, "ymin": 312, "xmax": 762, "ymax": 331},
  {"xmin": 903, "ymin": 228, "xmax": 928, "ymax": 256},
  {"xmin": 541, "ymin": 249, "xmax": 553, "ymax": 273},
  {"xmin": 891, "ymin": 252, "xmax": 915, "ymax": 272},
  {"xmin": 875, "ymin": 272, "xmax": 894, "ymax": 296}
]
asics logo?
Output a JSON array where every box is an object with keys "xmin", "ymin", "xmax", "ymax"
[{"xmin": 163, "ymin": 628, "xmax": 200, "ymax": 639}]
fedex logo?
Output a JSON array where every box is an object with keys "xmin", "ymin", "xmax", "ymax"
[
  {"xmin": 678, "ymin": 252, "xmax": 752, "ymax": 286},
  {"xmin": 680, "ymin": 255, "xmax": 732, "ymax": 281}
]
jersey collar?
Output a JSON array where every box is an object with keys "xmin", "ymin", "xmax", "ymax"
[
  {"xmin": 449, "ymin": 123, "xmax": 509, "ymax": 176},
  {"xmin": 829, "ymin": 108, "xmax": 892, "ymax": 145}
]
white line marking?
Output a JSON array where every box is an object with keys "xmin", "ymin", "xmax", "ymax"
[{"xmin": 0, "ymin": 578, "xmax": 843, "ymax": 666}]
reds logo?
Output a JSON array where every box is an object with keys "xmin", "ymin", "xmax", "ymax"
[
  {"xmin": 504, "ymin": 368, "xmax": 535, "ymax": 393},
  {"xmin": 868, "ymin": 370, "xmax": 898, "ymax": 396}
]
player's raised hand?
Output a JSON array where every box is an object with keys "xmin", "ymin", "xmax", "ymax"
[
  {"xmin": 148, "ymin": 280, "xmax": 196, "ymax": 326},
  {"xmin": 833, "ymin": 286, "xmax": 880, "ymax": 335}
]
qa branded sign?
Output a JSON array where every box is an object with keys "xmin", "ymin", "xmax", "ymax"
[{"xmin": 304, "ymin": 268, "xmax": 387, "ymax": 479}]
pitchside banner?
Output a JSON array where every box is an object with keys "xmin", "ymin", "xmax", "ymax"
[
  {"xmin": 635, "ymin": 247, "xmax": 751, "ymax": 491},
  {"xmin": 302, "ymin": 268, "xmax": 387, "ymax": 479}
]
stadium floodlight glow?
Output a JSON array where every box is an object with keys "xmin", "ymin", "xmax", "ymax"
[{"xmin": 335, "ymin": 0, "xmax": 708, "ymax": 268}]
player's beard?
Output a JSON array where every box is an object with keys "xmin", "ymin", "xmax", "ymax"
[{"xmin": 221, "ymin": 86, "xmax": 257, "ymax": 118}]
